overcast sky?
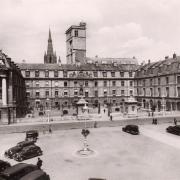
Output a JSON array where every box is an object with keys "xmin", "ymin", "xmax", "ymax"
[{"xmin": 1, "ymin": 0, "xmax": 180, "ymax": 64}]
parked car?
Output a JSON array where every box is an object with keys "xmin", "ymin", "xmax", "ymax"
[
  {"xmin": 122, "ymin": 125, "xmax": 139, "ymax": 135},
  {"xmin": 5, "ymin": 141, "xmax": 34, "ymax": 159},
  {"xmin": 0, "ymin": 160, "xmax": 11, "ymax": 173},
  {"xmin": 0, "ymin": 163, "xmax": 38, "ymax": 180},
  {"xmin": 25, "ymin": 130, "xmax": 39, "ymax": 142},
  {"xmin": 166, "ymin": 125, "xmax": 180, "ymax": 135},
  {"xmin": 13, "ymin": 145, "xmax": 43, "ymax": 162},
  {"xmin": 20, "ymin": 170, "xmax": 50, "ymax": 180}
]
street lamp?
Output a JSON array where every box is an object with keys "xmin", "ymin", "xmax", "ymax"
[
  {"xmin": 162, "ymin": 93, "xmax": 166, "ymax": 116},
  {"xmin": 46, "ymin": 98, "xmax": 50, "ymax": 123}
]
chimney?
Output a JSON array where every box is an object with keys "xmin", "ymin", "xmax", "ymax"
[
  {"xmin": 79, "ymin": 22, "xmax": 86, "ymax": 27},
  {"xmin": 148, "ymin": 59, "xmax": 151, "ymax": 64},
  {"xmin": 173, "ymin": 52, "xmax": 177, "ymax": 59}
]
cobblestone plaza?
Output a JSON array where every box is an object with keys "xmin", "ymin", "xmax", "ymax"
[{"xmin": 1, "ymin": 123, "xmax": 180, "ymax": 180}]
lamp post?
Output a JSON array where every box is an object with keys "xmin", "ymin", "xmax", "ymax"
[
  {"xmin": 162, "ymin": 94, "xmax": 166, "ymax": 116},
  {"xmin": 46, "ymin": 98, "xmax": 50, "ymax": 123},
  {"xmin": 77, "ymin": 100, "xmax": 94, "ymax": 156}
]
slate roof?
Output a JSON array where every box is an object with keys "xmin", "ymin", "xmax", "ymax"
[
  {"xmin": 17, "ymin": 62, "xmax": 139, "ymax": 71},
  {"xmin": 86, "ymin": 57, "xmax": 138, "ymax": 65},
  {"xmin": 135, "ymin": 55, "xmax": 180, "ymax": 77}
]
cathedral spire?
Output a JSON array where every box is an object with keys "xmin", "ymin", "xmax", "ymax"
[
  {"xmin": 44, "ymin": 29, "xmax": 57, "ymax": 64},
  {"xmin": 48, "ymin": 28, "xmax": 52, "ymax": 42}
]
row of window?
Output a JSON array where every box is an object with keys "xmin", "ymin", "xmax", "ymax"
[
  {"xmin": 138, "ymin": 76, "xmax": 172, "ymax": 86},
  {"xmin": 138, "ymin": 87, "xmax": 170, "ymax": 97},
  {"xmin": 26, "ymin": 80, "xmax": 134, "ymax": 87},
  {"xmin": 27, "ymin": 90, "xmax": 133, "ymax": 98},
  {"xmin": 25, "ymin": 70, "xmax": 133, "ymax": 78}
]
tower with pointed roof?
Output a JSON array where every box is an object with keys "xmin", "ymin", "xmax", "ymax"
[{"xmin": 44, "ymin": 29, "xmax": 57, "ymax": 64}]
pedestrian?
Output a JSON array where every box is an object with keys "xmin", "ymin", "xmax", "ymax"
[
  {"xmin": 37, "ymin": 157, "xmax": 43, "ymax": 169},
  {"xmin": 48, "ymin": 124, "xmax": 52, "ymax": 133},
  {"xmin": 110, "ymin": 115, "xmax": 113, "ymax": 121},
  {"xmin": 155, "ymin": 118, "xmax": 158, "ymax": 125},
  {"xmin": 104, "ymin": 109, "xmax": 106, "ymax": 113},
  {"xmin": 152, "ymin": 118, "xmax": 154, "ymax": 124},
  {"xmin": 94, "ymin": 121, "xmax": 97, "ymax": 128},
  {"xmin": 174, "ymin": 118, "xmax": 177, "ymax": 125}
]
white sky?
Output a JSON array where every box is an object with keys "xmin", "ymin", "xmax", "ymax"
[{"xmin": 1, "ymin": 0, "xmax": 180, "ymax": 64}]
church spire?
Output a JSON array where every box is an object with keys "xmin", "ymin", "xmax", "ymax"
[
  {"xmin": 48, "ymin": 28, "xmax": 52, "ymax": 42},
  {"xmin": 44, "ymin": 28, "xmax": 57, "ymax": 64}
]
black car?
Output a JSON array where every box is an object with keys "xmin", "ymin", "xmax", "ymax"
[
  {"xmin": 5, "ymin": 141, "xmax": 34, "ymax": 159},
  {"xmin": 166, "ymin": 125, "xmax": 180, "ymax": 135},
  {"xmin": 122, "ymin": 125, "xmax": 139, "ymax": 135},
  {"xmin": 0, "ymin": 163, "xmax": 38, "ymax": 180},
  {"xmin": 25, "ymin": 130, "xmax": 39, "ymax": 142},
  {"xmin": 20, "ymin": 170, "xmax": 50, "ymax": 180},
  {"xmin": 13, "ymin": 145, "xmax": 43, "ymax": 162},
  {"xmin": 0, "ymin": 160, "xmax": 11, "ymax": 173}
]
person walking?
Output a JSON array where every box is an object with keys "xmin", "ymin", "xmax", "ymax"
[
  {"xmin": 174, "ymin": 118, "xmax": 177, "ymax": 125},
  {"xmin": 110, "ymin": 115, "xmax": 113, "ymax": 121},
  {"xmin": 94, "ymin": 121, "xmax": 97, "ymax": 128},
  {"xmin": 48, "ymin": 124, "xmax": 52, "ymax": 133},
  {"xmin": 37, "ymin": 157, "xmax": 43, "ymax": 169}
]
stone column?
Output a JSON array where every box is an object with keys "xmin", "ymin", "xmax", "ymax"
[{"xmin": 2, "ymin": 78, "xmax": 7, "ymax": 105}]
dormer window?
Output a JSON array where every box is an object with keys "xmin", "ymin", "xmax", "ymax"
[
  {"xmin": 103, "ymin": 72, "xmax": 107, "ymax": 77},
  {"xmin": 54, "ymin": 70, "xmax": 58, "ymax": 78},
  {"xmin": 35, "ymin": 70, "xmax": 39, "ymax": 77},
  {"xmin": 75, "ymin": 30, "xmax": 78, "ymax": 37},
  {"xmin": 111, "ymin": 72, "xmax": 115, "ymax": 77},
  {"xmin": 129, "ymin": 71, "xmax": 133, "ymax": 77},
  {"xmin": 25, "ymin": 70, "xmax": 30, "ymax": 77},
  {"xmin": 120, "ymin": 71, "xmax": 124, "ymax": 77},
  {"xmin": 63, "ymin": 71, "xmax": 67, "ymax": 78},
  {"xmin": 45, "ymin": 70, "xmax": 49, "ymax": 78},
  {"xmin": 93, "ymin": 71, "xmax": 98, "ymax": 77}
]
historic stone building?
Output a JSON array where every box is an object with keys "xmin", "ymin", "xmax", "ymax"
[
  {"xmin": 134, "ymin": 53, "xmax": 180, "ymax": 112},
  {"xmin": 18, "ymin": 22, "xmax": 139, "ymax": 116},
  {"xmin": 0, "ymin": 51, "xmax": 27, "ymax": 124},
  {"xmin": 18, "ymin": 61, "xmax": 138, "ymax": 115}
]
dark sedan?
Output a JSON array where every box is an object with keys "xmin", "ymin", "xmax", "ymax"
[
  {"xmin": 13, "ymin": 145, "xmax": 43, "ymax": 162},
  {"xmin": 0, "ymin": 160, "xmax": 11, "ymax": 173},
  {"xmin": 4, "ymin": 141, "xmax": 34, "ymax": 159},
  {"xmin": 166, "ymin": 125, "xmax": 180, "ymax": 135},
  {"xmin": 122, "ymin": 125, "xmax": 139, "ymax": 135}
]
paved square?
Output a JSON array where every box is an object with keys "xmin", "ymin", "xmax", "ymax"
[{"xmin": 0, "ymin": 125, "xmax": 180, "ymax": 180}]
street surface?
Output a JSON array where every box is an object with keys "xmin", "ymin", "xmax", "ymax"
[{"xmin": 0, "ymin": 123, "xmax": 180, "ymax": 180}]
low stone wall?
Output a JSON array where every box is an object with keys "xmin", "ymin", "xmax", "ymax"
[{"xmin": 0, "ymin": 115, "xmax": 179, "ymax": 134}]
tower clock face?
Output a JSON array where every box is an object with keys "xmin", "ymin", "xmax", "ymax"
[{"xmin": 55, "ymin": 82, "xmax": 58, "ymax": 86}]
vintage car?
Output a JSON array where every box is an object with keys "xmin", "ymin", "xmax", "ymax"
[
  {"xmin": 0, "ymin": 163, "xmax": 38, "ymax": 180},
  {"xmin": 4, "ymin": 141, "xmax": 34, "ymax": 159},
  {"xmin": 25, "ymin": 130, "xmax": 39, "ymax": 142},
  {"xmin": 20, "ymin": 170, "xmax": 50, "ymax": 180},
  {"xmin": 166, "ymin": 125, "xmax": 180, "ymax": 135},
  {"xmin": 0, "ymin": 160, "xmax": 11, "ymax": 173},
  {"xmin": 122, "ymin": 125, "xmax": 139, "ymax": 135},
  {"xmin": 13, "ymin": 145, "xmax": 43, "ymax": 162}
]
